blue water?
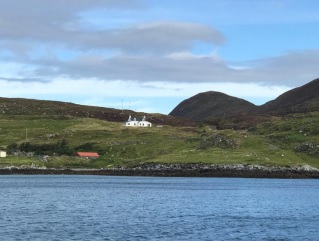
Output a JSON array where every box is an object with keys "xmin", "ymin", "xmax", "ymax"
[{"xmin": 0, "ymin": 176, "xmax": 318, "ymax": 241}]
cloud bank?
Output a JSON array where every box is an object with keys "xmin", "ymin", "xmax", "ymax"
[{"xmin": 0, "ymin": 0, "xmax": 318, "ymax": 113}]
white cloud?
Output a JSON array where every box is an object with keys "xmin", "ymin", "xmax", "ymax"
[
  {"xmin": 0, "ymin": 0, "xmax": 318, "ymax": 114},
  {"xmin": 1, "ymin": 0, "xmax": 318, "ymax": 88},
  {"xmin": 0, "ymin": 78, "xmax": 289, "ymax": 100},
  {"xmin": 19, "ymin": 49, "xmax": 317, "ymax": 87}
]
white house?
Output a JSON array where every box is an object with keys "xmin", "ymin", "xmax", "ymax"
[
  {"xmin": 125, "ymin": 115, "xmax": 152, "ymax": 127},
  {"xmin": 0, "ymin": 150, "xmax": 7, "ymax": 158}
]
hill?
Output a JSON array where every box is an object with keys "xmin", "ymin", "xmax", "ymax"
[
  {"xmin": 169, "ymin": 91, "xmax": 256, "ymax": 121},
  {"xmin": 0, "ymin": 112, "xmax": 318, "ymax": 170},
  {"xmin": 170, "ymin": 78, "xmax": 319, "ymax": 122},
  {"xmin": 0, "ymin": 97, "xmax": 195, "ymax": 127},
  {"xmin": 258, "ymin": 78, "xmax": 319, "ymax": 114},
  {"xmin": 0, "ymin": 81, "xmax": 318, "ymax": 173}
]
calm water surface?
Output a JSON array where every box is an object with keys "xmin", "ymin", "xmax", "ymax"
[{"xmin": 0, "ymin": 175, "xmax": 318, "ymax": 241}]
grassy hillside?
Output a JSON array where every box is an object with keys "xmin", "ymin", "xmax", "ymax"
[
  {"xmin": 0, "ymin": 97, "xmax": 195, "ymax": 127},
  {"xmin": 0, "ymin": 112, "xmax": 318, "ymax": 168}
]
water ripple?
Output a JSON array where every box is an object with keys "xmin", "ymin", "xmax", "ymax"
[{"xmin": 0, "ymin": 176, "xmax": 318, "ymax": 240}]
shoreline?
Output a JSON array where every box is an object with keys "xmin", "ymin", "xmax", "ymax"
[{"xmin": 1, "ymin": 164, "xmax": 319, "ymax": 178}]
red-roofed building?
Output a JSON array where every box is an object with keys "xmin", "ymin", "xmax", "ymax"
[{"xmin": 76, "ymin": 152, "xmax": 99, "ymax": 159}]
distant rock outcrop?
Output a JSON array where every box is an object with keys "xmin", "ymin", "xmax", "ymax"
[{"xmin": 1, "ymin": 164, "xmax": 318, "ymax": 178}]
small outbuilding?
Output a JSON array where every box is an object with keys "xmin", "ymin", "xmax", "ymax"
[
  {"xmin": 75, "ymin": 152, "xmax": 99, "ymax": 159},
  {"xmin": 0, "ymin": 150, "xmax": 7, "ymax": 158}
]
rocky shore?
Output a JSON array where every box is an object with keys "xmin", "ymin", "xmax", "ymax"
[{"xmin": 1, "ymin": 163, "xmax": 319, "ymax": 178}]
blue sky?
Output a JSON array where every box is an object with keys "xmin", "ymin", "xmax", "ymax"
[{"xmin": 0, "ymin": 0, "xmax": 319, "ymax": 114}]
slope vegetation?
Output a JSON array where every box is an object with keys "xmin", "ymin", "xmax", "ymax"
[
  {"xmin": 0, "ymin": 79, "xmax": 318, "ymax": 170},
  {"xmin": 0, "ymin": 114, "xmax": 318, "ymax": 169}
]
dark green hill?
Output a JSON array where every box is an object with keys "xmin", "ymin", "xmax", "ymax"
[
  {"xmin": 170, "ymin": 78, "xmax": 319, "ymax": 121},
  {"xmin": 258, "ymin": 78, "xmax": 319, "ymax": 114},
  {"xmin": 169, "ymin": 91, "xmax": 256, "ymax": 121}
]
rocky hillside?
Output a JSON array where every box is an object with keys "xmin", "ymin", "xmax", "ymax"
[
  {"xmin": 170, "ymin": 78, "xmax": 319, "ymax": 121},
  {"xmin": 0, "ymin": 97, "xmax": 195, "ymax": 127},
  {"xmin": 169, "ymin": 91, "xmax": 256, "ymax": 121}
]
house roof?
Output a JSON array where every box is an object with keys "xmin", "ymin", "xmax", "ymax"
[
  {"xmin": 76, "ymin": 152, "xmax": 99, "ymax": 157},
  {"xmin": 139, "ymin": 120, "xmax": 151, "ymax": 123}
]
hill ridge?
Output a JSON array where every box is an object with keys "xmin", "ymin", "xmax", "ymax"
[
  {"xmin": 170, "ymin": 78, "xmax": 319, "ymax": 121},
  {"xmin": 169, "ymin": 91, "xmax": 256, "ymax": 121},
  {"xmin": 0, "ymin": 97, "xmax": 195, "ymax": 127}
]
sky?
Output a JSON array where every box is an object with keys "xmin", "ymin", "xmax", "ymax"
[{"xmin": 0, "ymin": 0, "xmax": 319, "ymax": 114}]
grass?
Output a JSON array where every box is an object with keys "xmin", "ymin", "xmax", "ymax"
[
  {"xmin": 0, "ymin": 113, "xmax": 318, "ymax": 168},
  {"xmin": 0, "ymin": 156, "xmax": 45, "ymax": 167}
]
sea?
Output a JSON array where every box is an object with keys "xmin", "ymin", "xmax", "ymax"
[{"xmin": 0, "ymin": 175, "xmax": 318, "ymax": 241}]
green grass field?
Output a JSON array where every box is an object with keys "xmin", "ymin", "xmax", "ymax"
[{"xmin": 0, "ymin": 113, "xmax": 318, "ymax": 168}]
